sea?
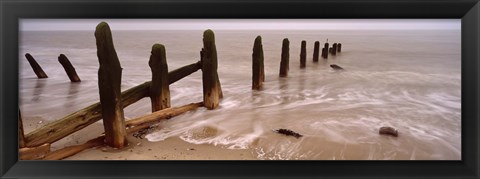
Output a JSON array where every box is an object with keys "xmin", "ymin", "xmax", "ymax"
[{"xmin": 19, "ymin": 29, "xmax": 461, "ymax": 160}]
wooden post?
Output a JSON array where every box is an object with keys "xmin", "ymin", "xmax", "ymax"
[
  {"xmin": 25, "ymin": 53, "xmax": 48, "ymax": 78},
  {"xmin": 322, "ymin": 42, "xmax": 329, "ymax": 59},
  {"xmin": 201, "ymin": 29, "xmax": 221, "ymax": 109},
  {"xmin": 252, "ymin": 36, "xmax": 264, "ymax": 90},
  {"xmin": 337, "ymin": 43, "xmax": 342, "ymax": 52},
  {"xmin": 300, "ymin": 40, "xmax": 306, "ymax": 68},
  {"xmin": 279, "ymin": 38, "xmax": 290, "ymax": 77},
  {"xmin": 19, "ymin": 109, "xmax": 26, "ymax": 148},
  {"xmin": 58, "ymin": 54, "xmax": 81, "ymax": 82},
  {"xmin": 95, "ymin": 22, "xmax": 127, "ymax": 148},
  {"xmin": 331, "ymin": 43, "xmax": 337, "ymax": 55},
  {"xmin": 313, "ymin": 41, "xmax": 319, "ymax": 62},
  {"xmin": 149, "ymin": 44, "xmax": 171, "ymax": 112}
]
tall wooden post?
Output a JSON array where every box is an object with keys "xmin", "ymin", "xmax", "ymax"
[
  {"xmin": 337, "ymin": 43, "xmax": 342, "ymax": 52},
  {"xmin": 201, "ymin": 29, "xmax": 221, "ymax": 109},
  {"xmin": 25, "ymin": 53, "xmax": 48, "ymax": 78},
  {"xmin": 95, "ymin": 22, "xmax": 127, "ymax": 148},
  {"xmin": 322, "ymin": 42, "xmax": 329, "ymax": 59},
  {"xmin": 313, "ymin": 41, "xmax": 319, "ymax": 62},
  {"xmin": 58, "ymin": 54, "xmax": 81, "ymax": 82},
  {"xmin": 300, "ymin": 40, "xmax": 306, "ymax": 68},
  {"xmin": 18, "ymin": 109, "xmax": 26, "ymax": 148},
  {"xmin": 331, "ymin": 43, "xmax": 337, "ymax": 55},
  {"xmin": 149, "ymin": 44, "xmax": 171, "ymax": 112},
  {"xmin": 279, "ymin": 38, "xmax": 290, "ymax": 77},
  {"xmin": 252, "ymin": 36, "xmax": 265, "ymax": 90}
]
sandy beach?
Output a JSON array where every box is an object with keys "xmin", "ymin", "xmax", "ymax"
[{"xmin": 23, "ymin": 116, "xmax": 257, "ymax": 160}]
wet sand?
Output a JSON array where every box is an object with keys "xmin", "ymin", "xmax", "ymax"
[{"xmin": 22, "ymin": 116, "xmax": 257, "ymax": 160}]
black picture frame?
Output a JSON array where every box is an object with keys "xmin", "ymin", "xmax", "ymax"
[{"xmin": 1, "ymin": 0, "xmax": 479, "ymax": 178}]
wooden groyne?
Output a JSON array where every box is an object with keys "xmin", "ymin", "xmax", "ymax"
[
  {"xmin": 252, "ymin": 36, "xmax": 265, "ymax": 90},
  {"xmin": 58, "ymin": 54, "xmax": 81, "ymax": 82},
  {"xmin": 25, "ymin": 53, "xmax": 48, "ymax": 78},
  {"xmin": 279, "ymin": 38, "xmax": 290, "ymax": 77}
]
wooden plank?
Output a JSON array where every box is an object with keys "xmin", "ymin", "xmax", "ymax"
[
  {"xmin": 95, "ymin": 21, "xmax": 128, "ymax": 148},
  {"xmin": 19, "ymin": 143, "xmax": 50, "ymax": 160},
  {"xmin": 58, "ymin": 54, "xmax": 81, "ymax": 82},
  {"xmin": 149, "ymin": 44, "xmax": 171, "ymax": 112},
  {"xmin": 43, "ymin": 136, "xmax": 104, "ymax": 160},
  {"xmin": 126, "ymin": 102, "xmax": 203, "ymax": 127},
  {"xmin": 252, "ymin": 36, "xmax": 264, "ymax": 90},
  {"xmin": 25, "ymin": 53, "xmax": 48, "ymax": 78}
]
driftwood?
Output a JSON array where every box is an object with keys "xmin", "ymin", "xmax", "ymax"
[
  {"xmin": 330, "ymin": 64, "xmax": 344, "ymax": 70},
  {"xmin": 379, "ymin": 127, "xmax": 398, "ymax": 137},
  {"xmin": 18, "ymin": 110, "xmax": 26, "ymax": 148},
  {"xmin": 42, "ymin": 102, "xmax": 203, "ymax": 160},
  {"xmin": 313, "ymin": 41, "xmax": 320, "ymax": 62},
  {"xmin": 58, "ymin": 54, "xmax": 81, "ymax": 82},
  {"xmin": 25, "ymin": 61, "xmax": 201, "ymax": 147},
  {"xmin": 95, "ymin": 22, "xmax": 128, "ymax": 148},
  {"xmin": 300, "ymin": 40, "xmax": 306, "ymax": 68},
  {"xmin": 19, "ymin": 143, "xmax": 51, "ymax": 160},
  {"xmin": 201, "ymin": 29, "xmax": 221, "ymax": 109},
  {"xmin": 279, "ymin": 38, "xmax": 290, "ymax": 77},
  {"xmin": 252, "ymin": 36, "xmax": 265, "ymax": 90},
  {"xmin": 149, "ymin": 44, "xmax": 171, "ymax": 112},
  {"xmin": 25, "ymin": 53, "xmax": 48, "ymax": 78},
  {"xmin": 274, "ymin": 129, "xmax": 303, "ymax": 139}
]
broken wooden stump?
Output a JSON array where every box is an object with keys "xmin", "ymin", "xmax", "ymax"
[
  {"xmin": 330, "ymin": 64, "xmax": 344, "ymax": 70},
  {"xmin": 25, "ymin": 53, "xmax": 48, "ymax": 78},
  {"xmin": 201, "ymin": 29, "xmax": 221, "ymax": 109},
  {"xmin": 313, "ymin": 41, "xmax": 320, "ymax": 62},
  {"xmin": 95, "ymin": 21, "xmax": 127, "ymax": 148},
  {"xmin": 58, "ymin": 54, "xmax": 81, "ymax": 82},
  {"xmin": 279, "ymin": 38, "xmax": 290, "ymax": 77},
  {"xmin": 300, "ymin": 40, "xmax": 306, "ymax": 68},
  {"xmin": 149, "ymin": 44, "xmax": 171, "ymax": 112},
  {"xmin": 337, "ymin": 43, "xmax": 342, "ymax": 52},
  {"xmin": 274, "ymin": 128, "xmax": 303, "ymax": 139},
  {"xmin": 19, "ymin": 143, "xmax": 51, "ymax": 160},
  {"xmin": 379, "ymin": 127, "xmax": 398, "ymax": 137},
  {"xmin": 18, "ymin": 109, "xmax": 26, "ymax": 148},
  {"xmin": 252, "ymin": 36, "xmax": 265, "ymax": 90}
]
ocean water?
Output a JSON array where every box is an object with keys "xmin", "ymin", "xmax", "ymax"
[{"xmin": 19, "ymin": 29, "xmax": 461, "ymax": 160}]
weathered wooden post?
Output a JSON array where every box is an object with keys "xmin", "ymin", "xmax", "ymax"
[
  {"xmin": 201, "ymin": 29, "xmax": 221, "ymax": 109},
  {"xmin": 300, "ymin": 40, "xmax": 306, "ymax": 68},
  {"xmin": 279, "ymin": 38, "xmax": 290, "ymax": 77},
  {"xmin": 19, "ymin": 109, "xmax": 26, "ymax": 148},
  {"xmin": 313, "ymin": 41, "xmax": 319, "ymax": 62},
  {"xmin": 331, "ymin": 43, "xmax": 337, "ymax": 55},
  {"xmin": 252, "ymin": 36, "xmax": 264, "ymax": 90},
  {"xmin": 149, "ymin": 44, "xmax": 171, "ymax": 112},
  {"xmin": 95, "ymin": 22, "xmax": 127, "ymax": 148},
  {"xmin": 322, "ymin": 42, "xmax": 329, "ymax": 59},
  {"xmin": 58, "ymin": 54, "xmax": 81, "ymax": 82},
  {"xmin": 25, "ymin": 53, "xmax": 48, "ymax": 78},
  {"xmin": 337, "ymin": 43, "xmax": 342, "ymax": 52}
]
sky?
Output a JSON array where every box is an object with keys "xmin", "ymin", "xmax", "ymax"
[{"xmin": 20, "ymin": 19, "xmax": 460, "ymax": 31}]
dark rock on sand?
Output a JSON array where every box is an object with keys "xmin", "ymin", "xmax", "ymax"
[
  {"xmin": 275, "ymin": 128, "xmax": 303, "ymax": 138},
  {"xmin": 379, "ymin": 127, "xmax": 398, "ymax": 137},
  {"xmin": 330, "ymin": 64, "xmax": 344, "ymax": 70}
]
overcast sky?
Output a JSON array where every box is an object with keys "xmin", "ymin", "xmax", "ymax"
[{"xmin": 20, "ymin": 19, "xmax": 460, "ymax": 31}]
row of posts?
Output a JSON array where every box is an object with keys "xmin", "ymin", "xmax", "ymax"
[{"xmin": 252, "ymin": 37, "xmax": 342, "ymax": 90}]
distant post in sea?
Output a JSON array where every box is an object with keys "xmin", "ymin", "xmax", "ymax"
[
  {"xmin": 300, "ymin": 40, "xmax": 306, "ymax": 68},
  {"xmin": 58, "ymin": 54, "xmax": 81, "ymax": 82},
  {"xmin": 25, "ymin": 53, "xmax": 48, "ymax": 78},
  {"xmin": 95, "ymin": 22, "xmax": 127, "ymax": 148},
  {"xmin": 201, "ymin": 29, "xmax": 222, "ymax": 109},
  {"xmin": 252, "ymin": 36, "xmax": 265, "ymax": 90},
  {"xmin": 279, "ymin": 38, "xmax": 290, "ymax": 77},
  {"xmin": 149, "ymin": 44, "xmax": 171, "ymax": 112},
  {"xmin": 313, "ymin": 41, "xmax": 319, "ymax": 62},
  {"xmin": 322, "ymin": 42, "xmax": 329, "ymax": 59},
  {"xmin": 337, "ymin": 43, "xmax": 342, "ymax": 52},
  {"xmin": 332, "ymin": 43, "xmax": 337, "ymax": 55}
]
